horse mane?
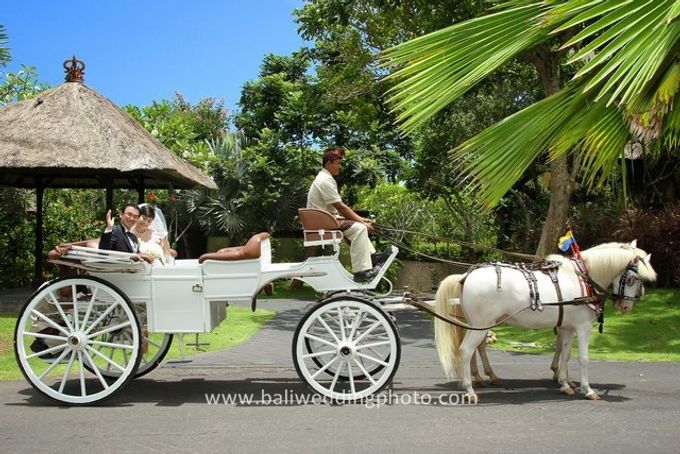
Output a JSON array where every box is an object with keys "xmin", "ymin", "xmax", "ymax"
[{"xmin": 581, "ymin": 242, "xmax": 657, "ymax": 283}]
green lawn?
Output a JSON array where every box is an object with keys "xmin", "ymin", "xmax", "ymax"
[
  {"xmin": 490, "ymin": 289, "xmax": 680, "ymax": 361},
  {"xmin": 0, "ymin": 306, "xmax": 274, "ymax": 381}
]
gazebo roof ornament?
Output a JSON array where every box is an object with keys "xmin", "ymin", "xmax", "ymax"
[{"xmin": 63, "ymin": 56, "xmax": 85, "ymax": 83}]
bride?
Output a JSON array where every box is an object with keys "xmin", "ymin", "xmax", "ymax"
[{"xmin": 132, "ymin": 204, "xmax": 177, "ymax": 264}]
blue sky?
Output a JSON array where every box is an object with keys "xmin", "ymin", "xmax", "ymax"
[{"xmin": 2, "ymin": 0, "xmax": 307, "ymax": 112}]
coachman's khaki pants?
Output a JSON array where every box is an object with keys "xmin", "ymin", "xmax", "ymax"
[{"xmin": 342, "ymin": 222, "xmax": 376, "ymax": 273}]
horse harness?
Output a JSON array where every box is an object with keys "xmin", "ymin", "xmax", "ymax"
[
  {"xmin": 466, "ymin": 259, "xmax": 608, "ymax": 331},
  {"xmin": 406, "ymin": 256, "xmax": 643, "ymax": 333}
]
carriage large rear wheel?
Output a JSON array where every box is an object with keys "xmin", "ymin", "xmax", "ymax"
[
  {"xmin": 14, "ymin": 276, "xmax": 142, "ymax": 405},
  {"xmin": 293, "ymin": 296, "xmax": 400, "ymax": 402}
]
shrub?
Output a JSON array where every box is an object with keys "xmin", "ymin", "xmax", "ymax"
[{"xmin": 583, "ymin": 204, "xmax": 680, "ymax": 288}]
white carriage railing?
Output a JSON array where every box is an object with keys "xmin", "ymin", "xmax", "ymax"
[
  {"xmin": 49, "ymin": 246, "xmax": 148, "ymax": 273},
  {"xmin": 302, "ymin": 229, "xmax": 343, "ymax": 253}
]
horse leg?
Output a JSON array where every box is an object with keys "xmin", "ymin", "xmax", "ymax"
[
  {"xmin": 459, "ymin": 330, "xmax": 488, "ymax": 403},
  {"xmin": 551, "ymin": 329, "xmax": 577, "ymax": 389},
  {"xmin": 471, "ymin": 351, "xmax": 485, "ymax": 387},
  {"xmin": 551, "ymin": 329, "xmax": 562, "ymax": 382},
  {"xmin": 576, "ymin": 324, "xmax": 601, "ymax": 400},
  {"xmin": 478, "ymin": 342, "xmax": 500, "ymax": 385},
  {"xmin": 557, "ymin": 329, "xmax": 576, "ymax": 395}
]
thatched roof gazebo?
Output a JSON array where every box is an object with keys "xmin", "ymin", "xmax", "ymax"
[{"xmin": 0, "ymin": 57, "xmax": 217, "ymax": 285}]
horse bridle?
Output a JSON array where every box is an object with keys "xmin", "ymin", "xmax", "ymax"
[
  {"xmin": 612, "ymin": 260, "xmax": 645, "ymax": 303},
  {"xmin": 573, "ymin": 257, "xmax": 643, "ymax": 304}
]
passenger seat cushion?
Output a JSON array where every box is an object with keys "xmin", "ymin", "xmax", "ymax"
[{"xmin": 198, "ymin": 232, "xmax": 270, "ymax": 263}]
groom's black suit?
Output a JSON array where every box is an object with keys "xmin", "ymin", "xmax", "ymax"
[{"xmin": 99, "ymin": 225, "xmax": 138, "ymax": 253}]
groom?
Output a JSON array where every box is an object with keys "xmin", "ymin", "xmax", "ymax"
[{"xmin": 99, "ymin": 202, "xmax": 141, "ymax": 253}]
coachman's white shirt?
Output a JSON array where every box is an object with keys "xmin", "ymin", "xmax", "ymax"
[{"xmin": 307, "ymin": 168, "xmax": 342, "ymax": 215}]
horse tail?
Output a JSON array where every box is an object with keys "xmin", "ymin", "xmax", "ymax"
[{"xmin": 434, "ymin": 273, "xmax": 466, "ymax": 379}]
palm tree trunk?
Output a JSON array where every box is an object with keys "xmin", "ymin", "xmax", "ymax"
[{"xmin": 536, "ymin": 154, "xmax": 572, "ymax": 256}]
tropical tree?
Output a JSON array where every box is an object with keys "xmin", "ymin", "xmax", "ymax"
[{"xmin": 384, "ymin": 0, "xmax": 680, "ymax": 255}]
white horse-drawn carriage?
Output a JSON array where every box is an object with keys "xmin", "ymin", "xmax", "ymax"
[
  {"xmin": 14, "ymin": 206, "xmax": 657, "ymax": 405},
  {"xmin": 14, "ymin": 209, "xmax": 404, "ymax": 405}
]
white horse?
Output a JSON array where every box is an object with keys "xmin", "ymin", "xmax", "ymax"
[{"xmin": 435, "ymin": 241, "xmax": 657, "ymax": 402}]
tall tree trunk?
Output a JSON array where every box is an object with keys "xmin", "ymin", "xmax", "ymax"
[
  {"xmin": 536, "ymin": 155, "xmax": 573, "ymax": 256},
  {"xmin": 528, "ymin": 45, "xmax": 575, "ymax": 257}
]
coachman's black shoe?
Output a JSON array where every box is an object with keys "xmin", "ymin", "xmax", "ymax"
[
  {"xmin": 353, "ymin": 266, "xmax": 380, "ymax": 283},
  {"xmin": 371, "ymin": 245, "xmax": 394, "ymax": 268}
]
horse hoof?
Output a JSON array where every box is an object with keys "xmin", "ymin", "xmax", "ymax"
[
  {"xmin": 561, "ymin": 387, "xmax": 575, "ymax": 396},
  {"xmin": 465, "ymin": 393, "xmax": 479, "ymax": 404},
  {"xmin": 490, "ymin": 378, "xmax": 501, "ymax": 386},
  {"xmin": 568, "ymin": 380, "xmax": 577, "ymax": 389},
  {"xmin": 585, "ymin": 392, "xmax": 601, "ymax": 401}
]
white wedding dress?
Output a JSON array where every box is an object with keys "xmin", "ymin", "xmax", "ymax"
[{"xmin": 135, "ymin": 204, "xmax": 174, "ymax": 265}]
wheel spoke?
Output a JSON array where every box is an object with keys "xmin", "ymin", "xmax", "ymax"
[
  {"xmin": 71, "ymin": 285, "xmax": 79, "ymax": 331},
  {"xmin": 352, "ymin": 357, "xmax": 377, "ymax": 385},
  {"xmin": 30, "ymin": 309, "xmax": 70, "ymax": 337},
  {"xmin": 21, "ymin": 331, "xmax": 67, "ymax": 342},
  {"xmin": 346, "ymin": 359, "xmax": 356, "ymax": 395},
  {"xmin": 347, "ymin": 309, "xmax": 364, "ymax": 341},
  {"xmin": 353, "ymin": 320, "xmax": 382, "ymax": 344},
  {"xmin": 25, "ymin": 342, "xmax": 68, "ymax": 360},
  {"xmin": 80, "ymin": 287, "xmax": 98, "ymax": 329},
  {"xmin": 83, "ymin": 301, "xmax": 120, "ymax": 335},
  {"xmin": 77, "ymin": 352, "xmax": 87, "ymax": 397},
  {"xmin": 86, "ymin": 346, "xmax": 126, "ymax": 372},
  {"xmin": 355, "ymin": 340, "xmax": 392, "ymax": 350},
  {"xmin": 303, "ymin": 333, "xmax": 337, "ymax": 348},
  {"xmin": 58, "ymin": 351, "xmax": 77, "ymax": 394},
  {"xmin": 365, "ymin": 346, "xmax": 384, "ymax": 359},
  {"xmin": 355, "ymin": 351, "xmax": 389, "ymax": 367},
  {"xmin": 317, "ymin": 317, "xmax": 341, "ymax": 344},
  {"xmin": 89, "ymin": 340, "xmax": 134, "ymax": 350},
  {"xmin": 82, "ymin": 350, "xmax": 109, "ymax": 389},
  {"xmin": 337, "ymin": 307, "xmax": 347, "ymax": 341},
  {"xmin": 302, "ymin": 349, "xmax": 336, "ymax": 359},
  {"xmin": 37, "ymin": 349, "xmax": 72, "ymax": 380},
  {"xmin": 87, "ymin": 321, "xmax": 132, "ymax": 339},
  {"xmin": 48, "ymin": 292, "xmax": 74, "ymax": 332},
  {"xmin": 329, "ymin": 360, "xmax": 345, "ymax": 394},
  {"xmin": 311, "ymin": 355, "xmax": 340, "ymax": 380}
]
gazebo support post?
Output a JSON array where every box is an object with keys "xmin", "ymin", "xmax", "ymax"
[
  {"xmin": 106, "ymin": 185, "xmax": 113, "ymax": 212},
  {"xmin": 33, "ymin": 182, "xmax": 44, "ymax": 287},
  {"xmin": 137, "ymin": 177, "xmax": 145, "ymax": 204}
]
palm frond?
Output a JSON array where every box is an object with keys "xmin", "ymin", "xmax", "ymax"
[
  {"xmin": 0, "ymin": 24, "xmax": 10, "ymax": 66},
  {"xmin": 197, "ymin": 196, "xmax": 245, "ymax": 235},
  {"xmin": 382, "ymin": 2, "xmax": 549, "ymax": 134},
  {"xmin": 558, "ymin": 0, "xmax": 680, "ymax": 107},
  {"xmin": 667, "ymin": 0, "xmax": 680, "ymax": 22},
  {"xmin": 454, "ymin": 79, "xmax": 634, "ymax": 206}
]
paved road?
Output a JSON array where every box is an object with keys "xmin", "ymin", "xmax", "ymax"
[{"xmin": 2, "ymin": 299, "xmax": 680, "ymax": 453}]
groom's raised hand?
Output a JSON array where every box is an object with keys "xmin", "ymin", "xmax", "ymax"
[{"xmin": 106, "ymin": 209, "xmax": 115, "ymax": 230}]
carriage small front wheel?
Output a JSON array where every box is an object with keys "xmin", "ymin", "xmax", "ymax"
[
  {"xmin": 293, "ymin": 296, "xmax": 400, "ymax": 402},
  {"xmin": 14, "ymin": 276, "xmax": 142, "ymax": 405}
]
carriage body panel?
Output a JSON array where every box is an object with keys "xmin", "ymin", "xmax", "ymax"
[{"xmin": 60, "ymin": 238, "xmax": 398, "ymax": 334}]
